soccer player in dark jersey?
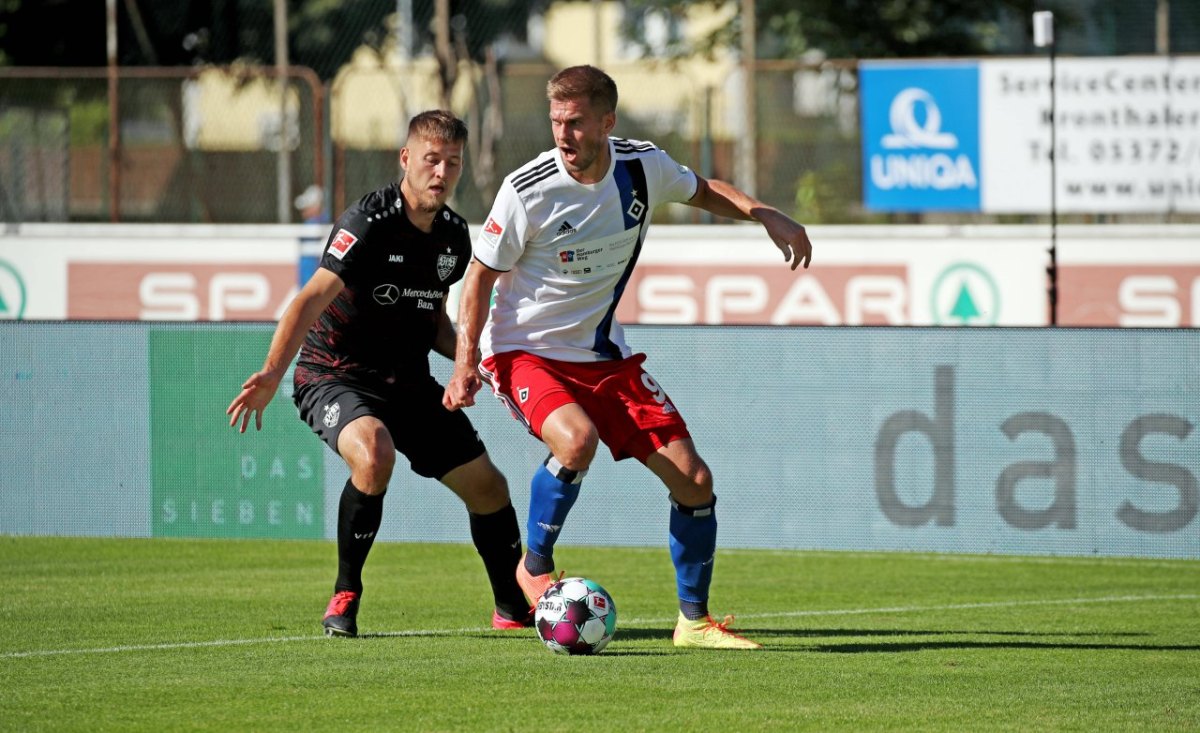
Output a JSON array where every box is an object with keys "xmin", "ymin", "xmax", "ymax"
[{"xmin": 227, "ymin": 110, "xmax": 531, "ymax": 637}]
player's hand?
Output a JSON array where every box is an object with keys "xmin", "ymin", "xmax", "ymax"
[
  {"xmin": 226, "ymin": 371, "xmax": 281, "ymax": 433},
  {"xmin": 761, "ymin": 210, "xmax": 812, "ymax": 270},
  {"xmin": 443, "ymin": 366, "xmax": 482, "ymax": 411}
]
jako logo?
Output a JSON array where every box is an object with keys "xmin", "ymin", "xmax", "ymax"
[{"xmin": 871, "ymin": 87, "xmax": 977, "ymax": 191}]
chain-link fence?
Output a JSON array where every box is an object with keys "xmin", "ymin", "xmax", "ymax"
[
  {"xmin": 2, "ymin": 0, "xmax": 1199, "ymax": 224},
  {"xmin": 0, "ymin": 58, "xmax": 869, "ymax": 225},
  {"xmin": 0, "ymin": 66, "xmax": 323, "ymax": 223}
]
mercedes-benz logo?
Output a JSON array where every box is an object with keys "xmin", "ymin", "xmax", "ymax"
[{"xmin": 373, "ymin": 283, "xmax": 400, "ymax": 305}]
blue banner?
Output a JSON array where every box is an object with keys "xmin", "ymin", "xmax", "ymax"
[{"xmin": 861, "ymin": 62, "xmax": 982, "ymax": 212}]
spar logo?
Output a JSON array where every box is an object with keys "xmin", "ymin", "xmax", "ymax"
[
  {"xmin": 931, "ymin": 263, "xmax": 1000, "ymax": 325},
  {"xmin": 0, "ymin": 259, "xmax": 27, "ymax": 319},
  {"xmin": 861, "ymin": 63, "xmax": 982, "ymax": 212}
]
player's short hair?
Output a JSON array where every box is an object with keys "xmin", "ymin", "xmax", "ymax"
[
  {"xmin": 546, "ymin": 65, "xmax": 618, "ymax": 115},
  {"xmin": 407, "ymin": 110, "xmax": 468, "ymax": 145}
]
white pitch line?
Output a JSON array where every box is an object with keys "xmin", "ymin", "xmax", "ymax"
[
  {"xmin": 4, "ymin": 594, "xmax": 1196, "ymax": 660},
  {"xmin": 0, "ymin": 627, "xmax": 479, "ymax": 660},
  {"xmin": 717, "ymin": 549, "xmax": 1200, "ymax": 570}
]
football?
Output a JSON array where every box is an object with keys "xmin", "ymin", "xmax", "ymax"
[{"xmin": 534, "ymin": 577, "xmax": 617, "ymax": 655}]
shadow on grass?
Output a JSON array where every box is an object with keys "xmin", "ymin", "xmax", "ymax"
[
  {"xmin": 726, "ymin": 627, "xmax": 1193, "ymax": 653},
  {"xmin": 609, "ymin": 627, "xmax": 674, "ymax": 642},
  {"xmin": 808, "ymin": 640, "xmax": 1200, "ymax": 653},
  {"xmin": 745, "ymin": 628, "xmax": 1151, "ymax": 639},
  {"xmin": 356, "ymin": 627, "xmax": 1184, "ymax": 654}
]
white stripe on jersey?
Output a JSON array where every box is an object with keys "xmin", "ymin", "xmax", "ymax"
[{"xmin": 476, "ymin": 138, "xmax": 697, "ymax": 362}]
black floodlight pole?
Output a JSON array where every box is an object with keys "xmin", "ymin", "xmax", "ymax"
[{"xmin": 1034, "ymin": 10, "xmax": 1057, "ymax": 326}]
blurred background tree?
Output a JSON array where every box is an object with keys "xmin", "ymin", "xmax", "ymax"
[{"xmin": 0, "ymin": 0, "xmax": 540, "ymax": 78}]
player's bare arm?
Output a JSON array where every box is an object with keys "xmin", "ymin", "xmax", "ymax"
[
  {"xmin": 226, "ymin": 268, "xmax": 344, "ymax": 433},
  {"xmin": 443, "ymin": 259, "xmax": 503, "ymax": 411},
  {"xmin": 432, "ymin": 298, "xmax": 458, "ymax": 361},
  {"xmin": 687, "ymin": 175, "xmax": 813, "ymax": 271}
]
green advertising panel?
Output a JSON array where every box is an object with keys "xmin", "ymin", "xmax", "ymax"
[{"xmin": 150, "ymin": 327, "xmax": 324, "ymax": 538}]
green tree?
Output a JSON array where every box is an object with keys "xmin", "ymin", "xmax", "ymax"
[
  {"xmin": 619, "ymin": 0, "xmax": 1085, "ymax": 60},
  {"xmin": 0, "ymin": 0, "xmax": 540, "ymax": 81}
]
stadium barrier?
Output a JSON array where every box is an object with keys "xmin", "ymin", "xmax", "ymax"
[
  {"xmin": 1, "ymin": 321, "xmax": 1195, "ymax": 559},
  {"xmin": 2, "ymin": 223, "xmax": 1199, "ymax": 326}
]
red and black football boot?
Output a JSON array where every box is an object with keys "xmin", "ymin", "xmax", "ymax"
[{"xmin": 322, "ymin": 590, "xmax": 360, "ymax": 637}]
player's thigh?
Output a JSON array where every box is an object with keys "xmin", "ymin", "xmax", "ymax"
[
  {"xmin": 295, "ymin": 379, "xmax": 387, "ymax": 459},
  {"xmin": 481, "ymin": 351, "xmax": 579, "ymax": 440},
  {"xmin": 440, "ymin": 452, "xmax": 510, "ymax": 514},
  {"xmin": 386, "ymin": 378, "xmax": 487, "ymax": 481}
]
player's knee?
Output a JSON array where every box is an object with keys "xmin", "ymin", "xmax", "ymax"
[
  {"xmin": 556, "ymin": 431, "xmax": 598, "ymax": 472},
  {"xmin": 548, "ymin": 423, "xmax": 598, "ymax": 472},
  {"xmin": 352, "ymin": 433, "xmax": 395, "ymax": 492},
  {"xmin": 688, "ymin": 466, "xmax": 715, "ymax": 502},
  {"xmin": 480, "ymin": 465, "xmax": 510, "ymax": 502},
  {"xmin": 670, "ymin": 462, "xmax": 713, "ymax": 506},
  {"xmin": 446, "ymin": 455, "xmax": 512, "ymax": 514}
]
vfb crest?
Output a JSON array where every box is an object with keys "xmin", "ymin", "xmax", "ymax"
[
  {"xmin": 437, "ymin": 254, "xmax": 458, "ymax": 281},
  {"xmin": 322, "ymin": 402, "xmax": 341, "ymax": 428}
]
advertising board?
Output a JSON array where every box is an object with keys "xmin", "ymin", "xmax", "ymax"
[
  {"xmin": 0, "ymin": 226, "xmax": 299, "ymax": 320},
  {"xmin": 4, "ymin": 224, "xmax": 1199, "ymax": 328},
  {"xmin": 861, "ymin": 57, "xmax": 1200, "ymax": 214}
]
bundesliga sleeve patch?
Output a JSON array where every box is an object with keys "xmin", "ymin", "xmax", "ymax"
[
  {"xmin": 328, "ymin": 229, "xmax": 359, "ymax": 260},
  {"xmin": 481, "ymin": 217, "xmax": 504, "ymax": 246}
]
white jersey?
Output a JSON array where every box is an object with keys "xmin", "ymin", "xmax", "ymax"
[{"xmin": 475, "ymin": 137, "xmax": 697, "ymax": 362}]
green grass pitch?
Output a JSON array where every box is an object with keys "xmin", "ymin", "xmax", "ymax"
[{"xmin": 2, "ymin": 536, "xmax": 1198, "ymax": 731}]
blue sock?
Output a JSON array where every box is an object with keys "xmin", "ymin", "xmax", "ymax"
[
  {"xmin": 669, "ymin": 495, "xmax": 717, "ymax": 614},
  {"xmin": 525, "ymin": 455, "xmax": 586, "ymax": 562}
]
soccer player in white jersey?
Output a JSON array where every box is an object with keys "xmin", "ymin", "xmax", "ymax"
[{"xmin": 444, "ymin": 65, "xmax": 811, "ymax": 650}]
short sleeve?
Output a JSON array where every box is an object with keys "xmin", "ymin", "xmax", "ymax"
[
  {"xmin": 648, "ymin": 148, "xmax": 698, "ymax": 205},
  {"xmin": 474, "ymin": 180, "xmax": 529, "ymax": 272},
  {"xmin": 319, "ymin": 209, "xmax": 371, "ymax": 282}
]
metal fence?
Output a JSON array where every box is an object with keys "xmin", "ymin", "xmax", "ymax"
[
  {"xmin": 0, "ymin": 59, "xmax": 867, "ymax": 225},
  {"xmin": 0, "ymin": 66, "xmax": 323, "ymax": 224},
  {"xmin": 2, "ymin": 57, "xmax": 1197, "ymax": 226}
]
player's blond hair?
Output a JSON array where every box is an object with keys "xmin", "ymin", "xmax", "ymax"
[
  {"xmin": 407, "ymin": 110, "xmax": 468, "ymax": 145},
  {"xmin": 546, "ymin": 65, "xmax": 618, "ymax": 115}
]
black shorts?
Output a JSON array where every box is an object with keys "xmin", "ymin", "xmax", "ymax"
[{"xmin": 294, "ymin": 374, "xmax": 485, "ymax": 480}]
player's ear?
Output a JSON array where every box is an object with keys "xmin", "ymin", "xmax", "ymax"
[
  {"xmin": 399, "ymin": 147, "xmax": 410, "ymax": 173},
  {"xmin": 601, "ymin": 111, "xmax": 616, "ymax": 135}
]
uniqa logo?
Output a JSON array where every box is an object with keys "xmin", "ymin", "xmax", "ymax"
[
  {"xmin": 0, "ymin": 259, "xmax": 28, "ymax": 319},
  {"xmin": 871, "ymin": 87, "xmax": 977, "ymax": 191}
]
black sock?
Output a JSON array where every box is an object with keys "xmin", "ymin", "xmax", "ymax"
[
  {"xmin": 469, "ymin": 502, "xmax": 529, "ymax": 618},
  {"xmin": 335, "ymin": 479, "xmax": 385, "ymax": 595},
  {"xmin": 523, "ymin": 550, "xmax": 555, "ymax": 576},
  {"xmin": 680, "ymin": 599, "xmax": 709, "ymax": 621}
]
